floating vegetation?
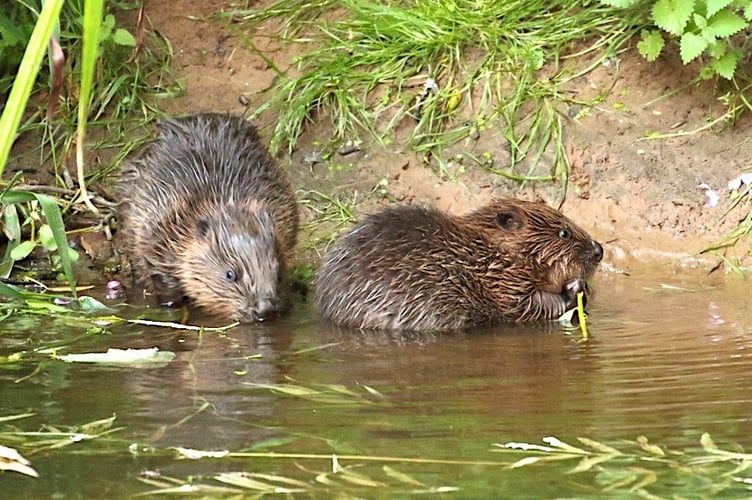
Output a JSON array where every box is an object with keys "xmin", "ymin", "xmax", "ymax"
[
  {"xmin": 3, "ymin": 406, "xmax": 752, "ymax": 496},
  {"xmin": 0, "ymin": 414, "xmax": 124, "ymax": 453},
  {"xmin": 136, "ymin": 459, "xmax": 460, "ymax": 496},
  {"xmin": 243, "ymin": 376, "xmax": 384, "ymax": 406},
  {"xmin": 495, "ymin": 434, "xmax": 752, "ymax": 496},
  {"xmin": 228, "ymin": 0, "xmax": 645, "ymax": 181}
]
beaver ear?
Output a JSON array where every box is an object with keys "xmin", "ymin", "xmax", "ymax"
[
  {"xmin": 495, "ymin": 209, "xmax": 525, "ymax": 231},
  {"xmin": 195, "ymin": 217, "xmax": 211, "ymax": 240}
]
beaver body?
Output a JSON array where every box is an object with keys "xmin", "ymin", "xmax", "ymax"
[
  {"xmin": 313, "ymin": 199, "xmax": 602, "ymax": 331},
  {"xmin": 118, "ymin": 113, "xmax": 299, "ymax": 322}
]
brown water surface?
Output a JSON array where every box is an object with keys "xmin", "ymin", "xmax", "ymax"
[{"xmin": 2, "ymin": 265, "xmax": 752, "ymax": 497}]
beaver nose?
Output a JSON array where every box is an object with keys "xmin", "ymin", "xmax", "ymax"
[
  {"xmin": 592, "ymin": 240, "xmax": 604, "ymax": 261},
  {"xmin": 253, "ymin": 298, "xmax": 278, "ymax": 322}
]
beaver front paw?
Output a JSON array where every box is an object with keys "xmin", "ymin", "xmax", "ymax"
[{"xmin": 563, "ymin": 278, "xmax": 589, "ymax": 309}]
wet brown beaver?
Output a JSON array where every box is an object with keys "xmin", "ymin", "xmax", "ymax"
[
  {"xmin": 313, "ymin": 199, "xmax": 603, "ymax": 331},
  {"xmin": 117, "ymin": 113, "xmax": 299, "ymax": 322}
]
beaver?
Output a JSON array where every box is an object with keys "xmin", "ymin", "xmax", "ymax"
[
  {"xmin": 313, "ymin": 199, "xmax": 603, "ymax": 331},
  {"xmin": 117, "ymin": 113, "xmax": 299, "ymax": 322}
]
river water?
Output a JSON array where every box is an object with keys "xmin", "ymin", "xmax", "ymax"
[{"xmin": 2, "ymin": 264, "xmax": 752, "ymax": 497}]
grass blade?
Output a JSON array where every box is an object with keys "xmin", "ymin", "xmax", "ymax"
[
  {"xmin": 0, "ymin": 0, "xmax": 64, "ymax": 177},
  {"xmin": 75, "ymin": 0, "xmax": 104, "ymax": 213}
]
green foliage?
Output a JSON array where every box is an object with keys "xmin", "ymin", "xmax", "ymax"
[
  {"xmin": 0, "ymin": 0, "xmax": 64, "ymax": 176},
  {"xmin": 1, "ymin": 190, "xmax": 79, "ymax": 287},
  {"xmin": 0, "ymin": 0, "xmax": 174, "ymax": 304},
  {"xmin": 100, "ymin": 13, "xmax": 137, "ymax": 47},
  {"xmin": 637, "ymin": 28, "xmax": 666, "ymax": 60},
  {"xmin": 602, "ymin": 0, "xmax": 752, "ymax": 80},
  {"xmin": 232, "ymin": 0, "xmax": 640, "ymax": 178}
]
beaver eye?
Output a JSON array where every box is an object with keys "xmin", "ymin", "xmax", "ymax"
[
  {"xmin": 225, "ymin": 270, "xmax": 237, "ymax": 282},
  {"xmin": 558, "ymin": 228, "xmax": 572, "ymax": 240}
]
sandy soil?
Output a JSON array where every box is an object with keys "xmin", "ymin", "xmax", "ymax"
[{"xmin": 132, "ymin": 0, "xmax": 752, "ymax": 274}]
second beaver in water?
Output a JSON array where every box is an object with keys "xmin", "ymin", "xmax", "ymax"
[
  {"xmin": 118, "ymin": 113, "xmax": 299, "ymax": 322},
  {"xmin": 313, "ymin": 199, "xmax": 603, "ymax": 331}
]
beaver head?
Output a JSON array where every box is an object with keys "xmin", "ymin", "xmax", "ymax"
[
  {"xmin": 465, "ymin": 199, "xmax": 603, "ymax": 295},
  {"xmin": 177, "ymin": 202, "xmax": 284, "ymax": 323}
]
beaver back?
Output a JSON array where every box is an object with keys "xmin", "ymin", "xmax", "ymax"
[{"xmin": 313, "ymin": 199, "xmax": 602, "ymax": 331}]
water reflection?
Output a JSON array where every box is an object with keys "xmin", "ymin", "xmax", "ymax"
[{"xmin": 3, "ymin": 266, "xmax": 752, "ymax": 495}]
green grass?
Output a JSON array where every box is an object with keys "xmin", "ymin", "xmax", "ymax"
[
  {"xmin": 298, "ymin": 189, "xmax": 358, "ymax": 256},
  {"xmin": 0, "ymin": 0, "xmax": 177, "ymax": 307},
  {"xmin": 226, "ymin": 0, "xmax": 646, "ymax": 182}
]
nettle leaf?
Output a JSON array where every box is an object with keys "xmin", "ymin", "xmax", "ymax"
[
  {"xmin": 637, "ymin": 29, "xmax": 665, "ymax": 61},
  {"xmin": 693, "ymin": 13, "xmax": 708, "ymax": 30},
  {"xmin": 708, "ymin": 39, "xmax": 727, "ymax": 58},
  {"xmin": 745, "ymin": 1, "xmax": 752, "ymax": 21},
  {"xmin": 705, "ymin": 9, "xmax": 747, "ymax": 38},
  {"xmin": 652, "ymin": 0, "xmax": 695, "ymax": 36},
  {"xmin": 680, "ymin": 32, "xmax": 708, "ymax": 63},
  {"xmin": 112, "ymin": 28, "xmax": 136, "ymax": 47},
  {"xmin": 711, "ymin": 49, "xmax": 741, "ymax": 78},
  {"xmin": 706, "ymin": 0, "xmax": 733, "ymax": 18}
]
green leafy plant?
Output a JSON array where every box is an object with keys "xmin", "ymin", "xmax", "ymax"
[
  {"xmin": 1, "ymin": 190, "xmax": 79, "ymax": 282},
  {"xmin": 0, "ymin": 0, "xmax": 78, "ymax": 294},
  {"xmin": 603, "ymin": 0, "xmax": 752, "ymax": 80},
  {"xmin": 0, "ymin": 1, "xmax": 174, "ymax": 305}
]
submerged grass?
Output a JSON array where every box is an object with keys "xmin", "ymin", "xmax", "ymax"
[{"xmin": 228, "ymin": 0, "xmax": 645, "ymax": 181}]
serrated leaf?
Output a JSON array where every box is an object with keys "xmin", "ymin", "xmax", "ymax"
[
  {"xmin": 705, "ymin": 9, "xmax": 747, "ymax": 38},
  {"xmin": 712, "ymin": 50, "xmax": 740, "ymax": 78},
  {"xmin": 706, "ymin": 0, "xmax": 733, "ymax": 18},
  {"xmin": 699, "ymin": 64, "xmax": 716, "ymax": 79},
  {"xmin": 680, "ymin": 32, "xmax": 708, "ymax": 63},
  {"xmin": 708, "ymin": 39, "xmax": 727, "ymax": 58},
  {"xmin": 693, "ymin": 13, "xmax": 707, "ymax": 30},
  {"xmin": 10, "ymin": 240, "xmax": 36, "ymax": 261},
  {"xmin": 637, "ymin": 29, "xmax": 665, "ymax": 61},
  {"xmin": 112, "ymin": 28, "xmax": 136, "ymax": 46},
  {"xmin": 652, "ymin": 0, "xmax": 695, "ymax": 36},
  {"xmin": 745, "ymin": 1, "xmax": 752, "ymax": 21}
]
